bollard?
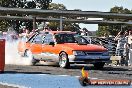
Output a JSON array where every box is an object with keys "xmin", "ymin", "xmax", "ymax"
[{"xmin": 0, "ymin": 39, "xmax": 5, "ymax": 73}]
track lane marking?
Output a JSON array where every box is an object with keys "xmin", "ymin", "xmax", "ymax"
[
  {"xmin": 37, "ymin": 74, "xmax": 98, "ymax": 79},
  {"xmin": 0, "ymin": 82, "xmax": 29, "ymax": 88}
]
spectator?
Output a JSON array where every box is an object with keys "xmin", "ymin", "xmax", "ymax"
[
  {"xmin": 43, "ymin": 27, "xmax": 52, "ymax": 31},
  {"xmin": 123, "ymin": 31, "xmax": 130, "ymax": 66},
  {"xmin": 114, "ymin": 31, "xmax": 129, "ymax": 66},
  {"xmin": 127, "ymin": 30, "xmax": 132, "ymax": 66},
  {"xmin": 128, "ymin": 30, "xmax": 132, "ymax": 45},
  {"xmin": 19, "ymin": 29, "xmax": 30, "ymax": 41}
]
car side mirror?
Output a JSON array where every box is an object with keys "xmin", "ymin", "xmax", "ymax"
[{"xmin": 49, "ymin": 42, "xmax": 55, "ymax": 46}]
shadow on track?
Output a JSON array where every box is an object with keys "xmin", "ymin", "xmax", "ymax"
[
  {"xmin": 68, "ymin": 64, "xmax": 131, "ymax": 71},
  {"xmin": 3, "ymin": 71, "xmax": 51, "ymax": 74}
]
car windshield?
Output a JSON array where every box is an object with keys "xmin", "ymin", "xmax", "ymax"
[
  {"xmin": 55, "ymin": 33, "xmax": 89, "ymax": 44},
  {"xmin": 74, "ymin": 35, "xmax": 89, "ymax": 44}
]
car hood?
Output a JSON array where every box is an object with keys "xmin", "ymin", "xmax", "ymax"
[{"xmin": 60, "ymin": 43, "xmax": 107, "ymax": 52}]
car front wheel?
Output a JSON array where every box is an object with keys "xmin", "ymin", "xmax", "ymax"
[
  {"xmin": 59, "ymin": 52, "xmax": 70, "ymax": 68},
  {"xmin": 24, "ymin": 50, "xmax": 37, "ymax": 66}
]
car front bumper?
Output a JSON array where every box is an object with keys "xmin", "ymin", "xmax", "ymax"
[{"xmin": 68, "ymin": 55, "xmax": 110, "ymax": 64}]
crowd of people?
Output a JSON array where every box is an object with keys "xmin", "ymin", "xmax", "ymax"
[
  {"xmin": 0, "ymin": 26, "xmax": 52, "ymax": 42},
  {"xmin": 114, "ymin": 30, "xmax": 132, "ymax": 66}
]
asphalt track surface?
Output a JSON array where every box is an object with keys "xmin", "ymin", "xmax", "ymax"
[
  {"xmin": 4, "ymin": 64, "xmax": 132, "ymax": 80},
  {"xmin": 0, "ymin": 74, "xmax": 131, "ymax": 88},
  {"xmin": 1, "ymin": 64, "xmax": 132, "ymax": 88}
]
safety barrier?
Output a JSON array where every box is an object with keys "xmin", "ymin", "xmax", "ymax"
[{"xmin": 0, "ymin": 39, "xmax": 5, "ymax": 73}]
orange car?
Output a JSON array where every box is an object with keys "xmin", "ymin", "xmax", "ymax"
[{"xmin": 18, "ymin": 31, "xmax": 110, "ymax": 69}]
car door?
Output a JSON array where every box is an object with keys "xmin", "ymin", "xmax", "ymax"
[
  {"xmin": 42, "ymin": 34, "xmax": 58, "ymax": 61},
  {"xmin": 30, "ymin": 34, "xmax": 43, "ymax": 60}
]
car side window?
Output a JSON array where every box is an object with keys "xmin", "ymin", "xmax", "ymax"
[
  {"xmin": 55, "ymin": 34, "xmax": 76, "ymax": 43},
  {"xmin": 55, "ymin": 34, "xmax": 64, "ymax": 43},
  {"xmin": 43, "ymin": 34, "xmax": 54, "ymax": 44},
  {"xmin": 32, "ymin": 34, "xmax": 43, "ymax": 44}
]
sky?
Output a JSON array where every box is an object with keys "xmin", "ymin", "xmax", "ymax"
[{"xmin": 52, "ymin": 0, "xmax": 132, "ymax": 31}]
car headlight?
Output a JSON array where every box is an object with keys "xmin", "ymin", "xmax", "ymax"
[
  {"xmin": 73, "ymin": 51, "xmax": 85, "ymax": 55},
  {"xmin": 102, "ymin": 52, "xmax": 109, "ymax": 56}
]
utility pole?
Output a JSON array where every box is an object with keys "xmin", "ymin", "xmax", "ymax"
[
  {"xmin": 33, "ymin": 16, "xmax": 36, "ymax": 30},
  {"xmin": 60, "ymin": 16, "xmax": 63, "ymax": 31}
]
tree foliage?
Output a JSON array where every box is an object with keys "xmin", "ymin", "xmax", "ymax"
[
  {"xmin": 35, "ymin": 0, "xmax": 52, "ymax": 9},
  {"xmin": 0, "ymin": 0, "xmax": 52, "ymax": 32},
  {"xmin": 49, "ymin": 3, "xmax": 66, "ymax": 10},
  {"xmin": 96, "ymin": 6, "xmax": 132, "ymax": 37}
]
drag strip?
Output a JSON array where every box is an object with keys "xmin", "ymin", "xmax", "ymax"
[
  {"xmin": 0, "ymin": 73, "xmax": 131, "ymax": 88},
  {"xmin": 4, "ymin": 64, "xmax": 132, "ymax": 80},
  {"xmin": 2, "ymin": 64, "xmax": 132, "ymax": 88},
  {"xmin": 0, "ymin": 74, "xmax": 82, "ymax": 88},
  {"xmin": 1, "ymin": 64, "xmax": 132, "ymax": 88}
]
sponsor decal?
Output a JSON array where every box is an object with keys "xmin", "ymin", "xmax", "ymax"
[{"xmin": 79, "ymin": 67, "xmax": 131, "ymax": 86}]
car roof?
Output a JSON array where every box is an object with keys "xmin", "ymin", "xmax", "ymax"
[{"xmin": 39, "ymin": 31, "xmax": 76, "ymax": 35}]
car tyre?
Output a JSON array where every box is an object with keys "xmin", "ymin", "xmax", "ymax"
[
  {"xmin": 59, "ymin": 52, "xmax": 70, "ymax": 68},
  {"xmin": 24, "ymin": 50, "xmax": 37, "ymax": 66},
  {"xmin": 93, "ymin": 62, "xmax": 105, "ymax": 69}
]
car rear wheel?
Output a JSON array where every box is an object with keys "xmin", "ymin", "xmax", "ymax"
[
  {"xmin": 59, "ymin": 52, "xmax": 70, "ymax": 68},
  {"xmin": 93, "ymin": 62, "xmax": 105, "ymax": 69},
  {"xmin": 24, "ymin": 50, "xmax": 37, "ymax": 66}
]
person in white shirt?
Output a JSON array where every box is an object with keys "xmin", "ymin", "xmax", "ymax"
[{"xmin": 114, "ymin": 31, "xmax": 129, "ymax": 66}]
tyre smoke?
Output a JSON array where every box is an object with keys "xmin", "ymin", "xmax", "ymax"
[
  {"xmin": 3, "ymin": 27, "xmax": 32, "ymax": 65},
  {"xmin": 5, "ymin": 41, "xmax": 32, "ymax": 65}
]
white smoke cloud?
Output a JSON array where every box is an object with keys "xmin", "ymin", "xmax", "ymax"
[{"xmin": 5, "ymin": 41, "xmax": 32, "ymax": 65}]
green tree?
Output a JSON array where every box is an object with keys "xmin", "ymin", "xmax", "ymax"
[
  {"xmin": 35, "ymin": 0, "xmax": 52, "ymax": 9},
  {"xmin": 0, "ymin": 0, "xmax": 25, "ymax": 32},
  {"xmin": 0, "ymin": 0, "xmax": 52, "ymax": 32},
  {"xmin": 0, "ymin": 20, "xmax": 9, "ymax": 31},
  {"xmin": 49, "ymin": 3, "xmax": 66, "ymax": 10},
  {"xmin": 96, "ymin": 6, "xmax": 132, "ymax": 37},
  {"xmin": 96, "ymin": 25, "xmax": 110, "ymax": 37}
]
